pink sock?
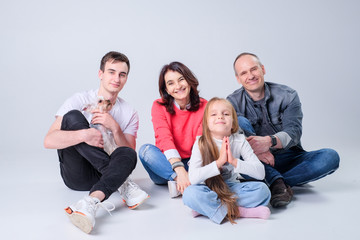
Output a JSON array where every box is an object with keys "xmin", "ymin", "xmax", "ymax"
[
  {"xmin": 191, "ymin": 210, "xmax": 202, "ymax": 218},
  {"xmin": 238, "ymin": 206, "xmax": 270, "ymax": 220}
]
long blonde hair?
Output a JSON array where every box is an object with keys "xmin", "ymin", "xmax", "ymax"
[{"xmin": 198, "ymin": 97, "xmax": 240, "ymax": 224}]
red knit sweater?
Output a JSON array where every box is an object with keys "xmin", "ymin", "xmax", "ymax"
[{"xmin": 151, "ymin": 98, "xmax": 207, "ymax": 159}]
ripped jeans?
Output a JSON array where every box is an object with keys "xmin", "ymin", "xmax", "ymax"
[{"xmin": 138, "ymin": 144, "xmax": 189, "ymax": 185}]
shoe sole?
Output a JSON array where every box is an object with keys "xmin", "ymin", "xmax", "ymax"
[
  {"xmin": 270, "ymin": 199, "xmax": 291, "ymax": 208},
  {"xmin": 270, "ymin": 186, "xmax": 293, "ymax": 208},
  {"xmin": 270, "ymin": 193, "xmax": 293, "ymax": 208},
  {"xmin": 65, "ymin": 207, "xmax": 93, "ymax": 234},
  {"xmin": 123, "ymin": 195, "xmax": 150, "ymax": 209}
]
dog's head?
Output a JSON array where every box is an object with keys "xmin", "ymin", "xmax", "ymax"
[
  {"xmin": 83, "ymin": 96, "xmax": 113, "ymax": 113},
  {"xmin": 97, "ymin": 98, "xmax": 112, "ymax": 112}
]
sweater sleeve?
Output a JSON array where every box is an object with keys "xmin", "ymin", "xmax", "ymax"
[
  {"xmin": 188, "ymin": 138, "xmax": 220, "ymax": 184},
  {"xmin": 151, "ymin": 100, "xmax": 178, "ymax": 156},
  {"xmin": 233, "ymin": 134, "xmax": 265, "ymax": 180},
  {"xmin": 276, "ymin": 90, "xmax": 303, "ymax": 150}
]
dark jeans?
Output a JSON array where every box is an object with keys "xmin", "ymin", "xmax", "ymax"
[
  {"xmin": 58, "ymin": 110, "xmax": 137, "ymax": 200},
  {"xmin": 237, "ymin": 116, "xmax": 340, "ymax": 187}
]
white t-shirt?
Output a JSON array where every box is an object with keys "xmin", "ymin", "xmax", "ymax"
[{"xmin": 56, "ymin": 89, "xmax": 139, "ymax": 137}]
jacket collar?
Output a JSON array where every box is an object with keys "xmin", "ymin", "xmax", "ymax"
[{"xmin": 243, "ymin": 82, "xmax": 271, "ymax": 103}]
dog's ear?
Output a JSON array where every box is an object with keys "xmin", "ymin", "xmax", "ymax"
[
  {"xmin": 82, "ymin": 104, "xmax": 92, "ymax": 112},
  {"xmin": 105, "ymin": 100, "xmax": 112, "ymax": 111}
]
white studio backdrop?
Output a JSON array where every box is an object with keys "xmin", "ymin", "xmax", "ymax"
[{"xmin": 0, "ymin": 0, "xmax": 359, "ymax": 160}]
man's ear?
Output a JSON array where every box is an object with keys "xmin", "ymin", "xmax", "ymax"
[
  {"xmin": 235, "ymin": 74, "xmax": 242, "ymax": 85},
  {"xmin": 262, "ymin": 65, "xmax": 266, "ymax": 75},
  {"xmin": 98, "ymin": 69, "xmax": 104, "ymax": 80}
]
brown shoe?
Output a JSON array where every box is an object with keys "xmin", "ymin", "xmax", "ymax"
[{"xmin": 270, "ymin": 178, "xmax": 293, "ymax": 208}]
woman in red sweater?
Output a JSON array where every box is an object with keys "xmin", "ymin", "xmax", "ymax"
[{"xmin": 139, "ymin": 62, "xmax": 207, "ymax": 198}]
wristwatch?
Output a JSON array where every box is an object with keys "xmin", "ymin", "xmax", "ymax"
[{"xmin": 270, "ymin": 135, "xmax": 277, "ymax": 147}]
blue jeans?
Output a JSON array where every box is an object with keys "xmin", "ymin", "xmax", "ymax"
[
  {"xmin": 237, "ymin": 116, "xmax": 340, "ymax": 186},
  {"xmin": 138, "ymin": 144, "xmax": 189, "ymax": 185},
  {"xmin": 182, "ymin": 181, "xmax": 270, "ymax": 224}
]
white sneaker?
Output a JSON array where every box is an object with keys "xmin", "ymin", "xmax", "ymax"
[
  {"xmin": 119, "ymin": 178, "xmax": 149, "ymax": 209},
  {"xmin": 65, "ymin": 196, "xmax": 115, "ymax": 234},
  {"xmin": 168, "ymin": 180, "xmax": 181, "ymax": 198}
]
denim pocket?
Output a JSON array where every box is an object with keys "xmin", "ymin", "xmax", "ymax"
[{"xmin": 270, "ymin": 113, "xmax": 282, "ymax": 132}]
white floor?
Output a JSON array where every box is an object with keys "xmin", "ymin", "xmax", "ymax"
[{"xmin": 1, "ymin": 148, "xmax": 359, "ymax": 240}]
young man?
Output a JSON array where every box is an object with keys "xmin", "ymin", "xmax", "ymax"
[
  {"xmin": 227, "ymin": 52, "xmax": 340, "ymax": 208},
  {"xmin": 44, "ymin": 51, "xmax": 149, "ymax": 233}
]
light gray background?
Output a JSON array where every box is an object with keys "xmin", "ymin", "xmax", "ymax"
[
  {"xmin": 0, "ymin": 0, "xmax": 359, "ymax": 239},
  {"xmin": 1, "ymin": 0, "xmax": 359, "ymax": 157}
]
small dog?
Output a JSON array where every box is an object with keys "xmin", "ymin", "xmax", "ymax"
[{"xmin": 83, "ymin": 97, "xmax": 118, "ymax": 155}]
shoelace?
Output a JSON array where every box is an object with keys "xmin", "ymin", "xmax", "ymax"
[
  {"xmin": 125, "ymin": 180, "xmax": 140, "ymax": 196},
  {"xmin": 81, "ymin": 197, "xmax": 97, "ymax": 216},
  {"xmin": 96, "ymin": 201, "xmax": 115, "ymax": 216},
  {"xmin": 82, "ymin": 197, "xmax": 115, "ymax": 217},
  {"xmin": 120, "ymin": 179, "xmax": 139, "ymax": 197},
  {"xmin": 127, "ymin": 179, "xmax": 139, "ymax": 190}
]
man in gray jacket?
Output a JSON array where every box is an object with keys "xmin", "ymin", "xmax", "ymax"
[{"xmin": 227, "ymin": 52, "xmax": 339, "ymax": 208}]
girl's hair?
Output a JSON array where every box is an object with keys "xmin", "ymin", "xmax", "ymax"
[
  {"xmin": 157, "ymin": 62, "xmax": 200, "ymax": 114},
  {"xmin": 198, "ymin": 97, "xmax": 240, "ymax": 224}
]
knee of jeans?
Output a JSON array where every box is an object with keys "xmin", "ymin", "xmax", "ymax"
[
  {"xmin": 62, "ymin": 110, "xmax": 88, "ymax": 130},
  {"xmin": 138, "ymin": 144, "xmax": 149, "ymax": 158},
  {"xmin": 237, "ymin": 116, "xmax": 255, "ymax": 136},
  {"xmin": 252, "ymin": 183, "xmax": 271, "ymax": 206},
  {"xmin": 250, "ymin": 182, "xmax": 271, "ymax": 200},
  {"xmin": 138, "ymin": 144, "xmax": 151, "ymax": 162},
  {"xmin": 138, "ymin": 144, "xmax": 158, "ymax": 163},
  {"xmin": 323, "ymin": 148, "xmax": 340, "ymax": 170},
  {"xmin": 115, "ymin": 146, "xmax": 136, "ymax": 156},
  {"xmin": 63, "ymin": 110, "xmax": 83, "ymax": 122},
  {"xmin": 113, "ymin": 147, "xmax": 137, "ymax": 167},
  {"xmin": 259, "ymin": 183, "xmax": 271, "ymax": 199}
]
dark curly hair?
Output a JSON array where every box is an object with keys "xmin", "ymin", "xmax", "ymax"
[{"xmin": 158, "ymin": 62, "xmax": 200, "ymax": 114}]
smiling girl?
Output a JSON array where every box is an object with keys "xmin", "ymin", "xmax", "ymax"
[{"xmin": 183, "ymin": 97, "xmax": 271, "ymax": 224}]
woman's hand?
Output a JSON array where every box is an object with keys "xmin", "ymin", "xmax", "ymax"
[{"xmin": 174, "ymin": 167, "xmax": 191, "ymax": 194}]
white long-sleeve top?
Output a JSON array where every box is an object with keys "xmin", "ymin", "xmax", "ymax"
[{"xmin": 188, "ymin": 132, "xmax": 265, "ymax": 185}]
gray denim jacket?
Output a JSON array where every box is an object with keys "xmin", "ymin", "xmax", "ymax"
[{"xmin": 227, "ymin": 82, "xmax": 303, "ymax": 151}]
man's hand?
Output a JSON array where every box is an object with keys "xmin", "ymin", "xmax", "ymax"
[
  {"xmin": 83, "ymin": 128, "xmax": 104, "ymax": 148},
  {"xmin": 91, "ymin": 110, "xmax": 118, "ymax": 132},
  {"xmin": 256, "ymin": 150, "xmax": 275, "ymax": 166},
  {"xmin": 246, "ymin": 135, "xmax": 272, "ymax": 155}
]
